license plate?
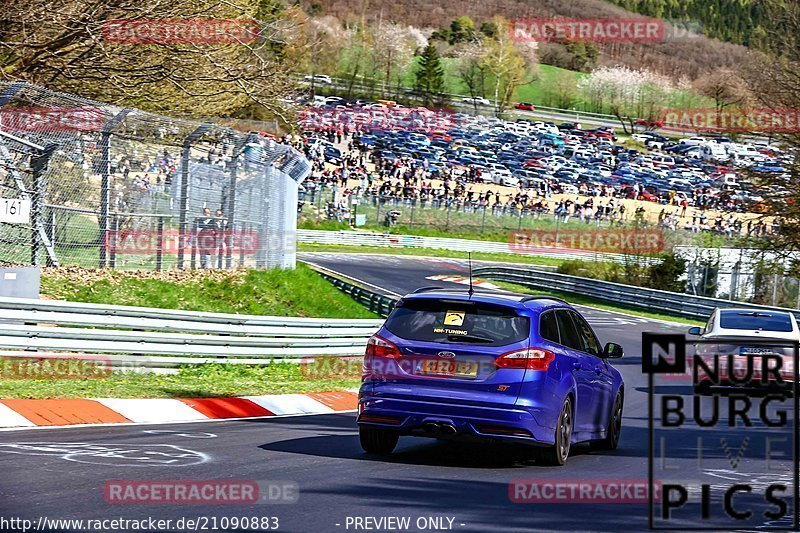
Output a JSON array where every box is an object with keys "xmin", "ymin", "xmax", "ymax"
[
  {"xmin": 740, "ymin": 347, "xmax": 776, "ymax": 355},
  {"xmin": 419, "ymin": 359, "xmax": 479, "ymax": 378}
]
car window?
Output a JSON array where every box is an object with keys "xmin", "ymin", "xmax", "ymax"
[
  {"xmin": 570, "ymin": 311, "xmax": 602, "ymax": 356},
  {"xmin": 384, "ymin": 299, "xmax": 530, "ymax": 346},
  {"xmin": 719, "ymin": 310, "xmax": 793, "ymax": 332},
  {"xmin": 555, "ymin": 310, "xmax": 582, "ymax": 351},
  {"xmin": 705, "ymin": 310, "xmax": 716, "ymax": 334},
  {"xmin": 539, "ymin": 311, "xmax": 559, "ymax": 344}
]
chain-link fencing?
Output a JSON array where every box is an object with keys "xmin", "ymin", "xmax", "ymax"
[{"xmin": 0, "ymin": 82, "xmax": 310, "ymax": 270}]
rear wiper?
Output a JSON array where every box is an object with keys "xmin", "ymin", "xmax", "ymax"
[{"xmin": 448, "ymin": 334, "xmax": 494, "ymax": 343}]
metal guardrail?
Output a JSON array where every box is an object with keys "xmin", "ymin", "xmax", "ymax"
[
  {"xmin": 306, "ymin": 265, "xmax": 398, "ymax": 318},
  {"xmin": 298, "ymin": 229, "xmax": 661, "ymax": 266},
  {"xmin": 0, "ymin": 296, "xmax": 381, "ymax": 368},
  {"xmin": 473, "ymin": 266, "xmax": 800, "ymax": 321}
]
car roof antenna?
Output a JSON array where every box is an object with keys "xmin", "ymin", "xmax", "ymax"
[{"xmin": 468, "ymin": 252, "xmax": 474, "ymax": 298}]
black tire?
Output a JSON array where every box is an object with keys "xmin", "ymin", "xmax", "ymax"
[
  {"xmin": 359, "ymin": 426, "xmax": 399, "ymax": 455},
  {"xmin": 596, "ymin": 392, "xmax": 623, "ymax": 451},
  {"xmin": 535, "ymin": 397, "xmax": 573, "ymax": 466}
]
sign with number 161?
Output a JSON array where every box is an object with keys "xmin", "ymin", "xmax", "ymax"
[{"xmin": 0, "ymin": 198, "xmax": 31, "ymax": 224}]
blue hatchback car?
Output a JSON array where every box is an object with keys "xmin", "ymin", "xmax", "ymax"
[{"xmin": 357, "ymin": 289, "xmax": 625, "ymax": 465}]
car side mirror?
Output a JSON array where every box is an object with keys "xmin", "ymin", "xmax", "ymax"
[
  {"xmin": 688, "ymin": 326, "xmax": 703, "ymax": 336},
  {"xmin": 603, "ymin": 342, "xmax": 623, "ymax": 359}
]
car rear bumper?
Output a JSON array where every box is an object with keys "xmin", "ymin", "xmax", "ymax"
[{"xmin": 357, "ymin": 392, "xmax": 557, "ymax": 446}]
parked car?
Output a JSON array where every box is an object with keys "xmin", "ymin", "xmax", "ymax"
[
  {"xmin": 462, "ymin": 96, "xmax": 491, "ymax": 106},
  {"xmin": 358, "ymin": 289, "xmax": 625, "ymax": 465},
  {"xmin": 303, "ymin": 74, "xmax": 332, "ymax": 85}
]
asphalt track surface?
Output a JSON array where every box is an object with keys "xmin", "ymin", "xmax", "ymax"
[{"xmin": 0, "ymin": 253, "xmax": 793, "ymax": 533}]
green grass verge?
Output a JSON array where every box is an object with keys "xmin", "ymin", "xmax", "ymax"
[
  {"xmin": 298, "ymin": 242, "xmax": 565, "ymax": 268},
  {"xmin": 0, "ymin": 363, "xmax": 360, "ymax": 400},
  {"xmin": 3, "ymin": 266, "xmax": 374, "ymax": 399},
  {"xmin": 491, "ymin": 279, "xmax": 702, "ymax": 325},
  {"xmin": 40, "ymin": 264, "xmax": 379, "ymax": 318}
]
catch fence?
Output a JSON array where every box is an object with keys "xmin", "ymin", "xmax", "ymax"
[{"xmin": 0, "ymin": 82, "xmax": 310, "ymax": 270}]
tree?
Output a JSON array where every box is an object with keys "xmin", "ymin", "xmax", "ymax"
[
  {"xmin": 541, "ymin": 71, "xmax": 577, "ymax": 109},
  {"xmin": 693, "ymin": 68, "xmax": 754, "ymax": 113},
  {"xmin": 414, "ymin": 43, "xmax": 446, "ymax": 107},
  {"xmin": 449, "ymin": 17, "xmax": 476, "ymax": 45},
  {"xmin": 479, "ymin": 22, "xmax": 498, "ymax": 38},
  {"xmin": 337, "ymin": 22, "xmax": 375, "ymax": 96},
  {"xmin": 288, "ymin": 14, "xmax": 343, "ymax": 96},
  {"xmin": 480, "ymin": 18, "xmax": 532, "ymax": 114},
  {"xmin": 578, "ymin": 66, "xmax": 673, "ymax": 134},
  {"xmin": 371, "ymin": 23, "xmax": 415, "ymax": 96},
  {"xmin": 455, "ymin": 41, "xmax": 489, "ymax": 101},
  {"xmin": 0, "ymin": 0, "xmax": 296, "ymax": 122}
]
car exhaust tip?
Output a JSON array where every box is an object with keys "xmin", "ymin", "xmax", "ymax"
[
  {"xmin": 440, "ymin": 424, "xmax": 457, "ymax": 436},
  {"xmin": 422, "ymin": 422, "xmax": 441, "ymax": 434}
]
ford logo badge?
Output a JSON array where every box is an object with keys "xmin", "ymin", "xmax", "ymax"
[{"xmin": 437, "ymin": 351, "xmax": 456, "ymax": 359}]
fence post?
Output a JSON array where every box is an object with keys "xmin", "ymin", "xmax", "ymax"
[
  {"xmin": 225, "ymin": 135, "xmax": 251, "ymax": 269},
  {"xmin": 177, "ymin": 124, "xmax": 211, "ymax": 269},
  {"xmin": 98, "ymin": 109, "xmax": 132, "ymax": 268},
  {"xmin": 190, "ymin": 218, "xmax": 198, "ymax": 270},
  {"xmin": 109, "ymin": 215, "xmax": 119, "ymax": 268},
  {"xmin": 48, "ymin": 208, "xmax": 56, "ymax": 267},
  {"xmin": 29, "ymin": 145, "xmax": 56, "ymax": 267},
  {"xmin": 155, "ymin": 216, "xmax": 164, "ymax": 271}
]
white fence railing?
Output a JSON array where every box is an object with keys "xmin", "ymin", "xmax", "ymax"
[
  {"xmin": 0, "ymin": 296, "xmax": 381, "ymax": 369},
  {"xmin": 298, "ymin": 229, "xmax": 660, "ymax": 265}
]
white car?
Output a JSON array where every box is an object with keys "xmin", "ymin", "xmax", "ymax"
[
  {"xmin": 680, "ymin": 136, "xmax": 714, "ymax": 146},
  {"xmin": 689, "ymin": 308, "xmax": 800, "ymax": 391},
  {"xmin": 461, "ymin": 96, "xmax": 491, "ymax": 106},
  {"xmin": 303, "ymin": 74, "xmax": 332, "ymax": 85}
]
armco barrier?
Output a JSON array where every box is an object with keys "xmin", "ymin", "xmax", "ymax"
[
  {"xmin": 473, "ymin": 266, "xmax": 800, "ymax": 321},
  {"xmin": 298, "ymin": 229, "xmax": 661, "ymax": 265},
  {"xmin": 0, "ymin": 296, "xmax": 382, "ymax": 368},
  {"xmin": 305, "ymin": 264, "xmax": 398, "ymax": 318}
]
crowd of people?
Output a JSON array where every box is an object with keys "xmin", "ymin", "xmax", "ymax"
[{"xmin": 293, "ymin": 127, "xmax": 774, "ymax": 238}]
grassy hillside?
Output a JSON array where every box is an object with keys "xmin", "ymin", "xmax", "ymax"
[
  {"xmin": 40, "ymin": 265, "xmax": 378, "ymax": 318},
  {"xmin": 302, "ymin": 0, "xmax": 749, "ymax": 80}
]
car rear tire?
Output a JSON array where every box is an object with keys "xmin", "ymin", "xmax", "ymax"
[
  {"xmin": 359, "ymin": 427, "xmax": 399, "ymax": 455},
  {"xmin": 596, "ymin": 393, "xmax": 623, "ymax": 451},
  {"xmin": 535, "ymin": 397, "xmax": 572, "ymax": 466}
]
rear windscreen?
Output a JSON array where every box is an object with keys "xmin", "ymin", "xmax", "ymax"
[
  {"xmin": 384, "ymin": 299, "xmax": 530, "ymax": 346},
  {"xmin": 719, "ymin": 311, "xmax": 793, "ymax": 332}
]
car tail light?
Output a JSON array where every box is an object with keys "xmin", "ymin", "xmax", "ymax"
[
  {"xmin": 363, "ymin": 335, "xmax": 401, "ymax": 379},
  {"xmin": 358, "ymin": 413, "xmax": 403, "ymax": 425},
  {"xmin": 365, "ymin": 335, "xmax": 400, "ymax": 359},
  {"xmin": 496, "ymin": 348, "xmax": 555, "ymax": 371}
]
